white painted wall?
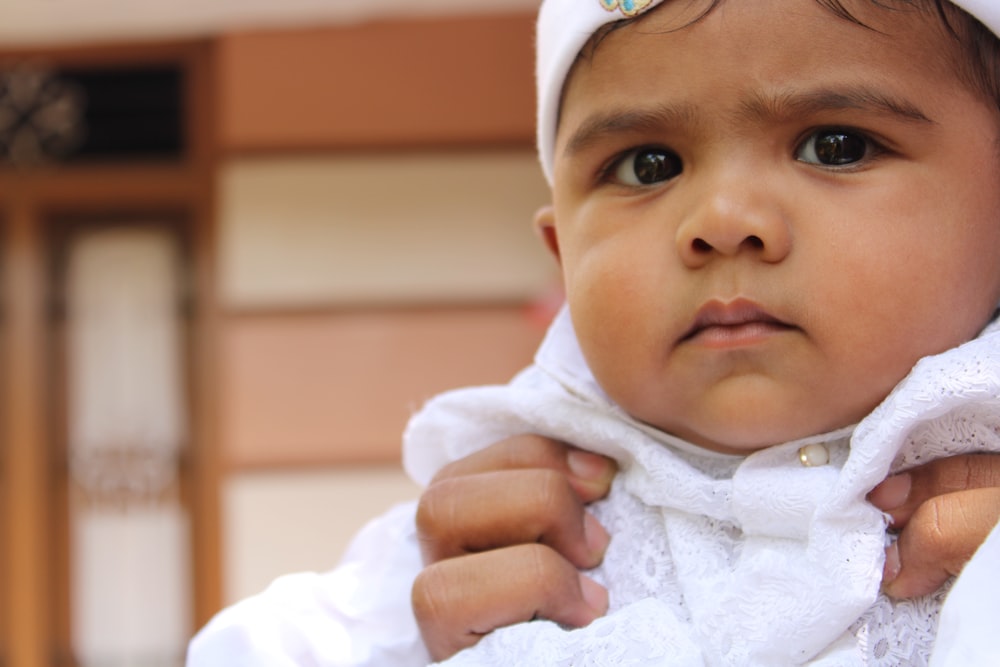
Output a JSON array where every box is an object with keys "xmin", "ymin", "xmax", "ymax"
[
  {"xmin": 222, "ymin": 466, "xmax": 420, "ymax": 604},
  {"xmin": 219, "ymin": 152, "xmax": 554, "ymax": 307}
]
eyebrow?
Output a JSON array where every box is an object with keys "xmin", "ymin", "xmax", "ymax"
[
  {"xmin": 561, "ymin": 86, "xmax": 934, "ymax": 160},
  {"xmin": 739, "ymin": 87, "xmax": 935, "ymax": 126},
  {"xmin": 562, "ymin": 104, "xmax": 699, "ymax": 158}
]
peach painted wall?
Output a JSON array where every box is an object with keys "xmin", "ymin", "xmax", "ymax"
[
  {"xmin": 221, "ymin": 306, "xmax": 548, "ymax": 468},
  {"xmin": 216, "ymin": 12, "xmax": 536, "ymax": 152}
]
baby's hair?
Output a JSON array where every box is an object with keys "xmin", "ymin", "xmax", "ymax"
[{"xmin": 579, "ymin": 0, "xmax": 1000, "ymax": 113}]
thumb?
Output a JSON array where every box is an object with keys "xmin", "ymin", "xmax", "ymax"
[{"xmin": 882, "ymin": 488, "xmax": 1000, "ymax": 598}]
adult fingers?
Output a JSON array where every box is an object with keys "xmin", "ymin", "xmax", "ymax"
[
  {"xmin": 416, "ymin": 468, "xmax": 610, "ymax": 568},
  {"xmin": 869, "ymin": 453, "xmax": 1000, "ymax": 529},
  {"xmin": 430, "ymin": 434, "xmax": 617, "ymax": 503},
  {"xmin": 881, "ymin": 487, "xmax": 1000, "ymax": 598},
  {"xmin": 412, "ymin": 543, "xmax": 609, "ymax": 662}
]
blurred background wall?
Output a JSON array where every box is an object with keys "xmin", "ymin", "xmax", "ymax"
[{"xmin": 0, "ymin": 2, "xmax": 554, "ymax": 664}]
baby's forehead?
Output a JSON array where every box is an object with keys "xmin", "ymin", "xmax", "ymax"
[{"xmin": 562, "ymin": 4, "xmax": 959, "ymax": 108}]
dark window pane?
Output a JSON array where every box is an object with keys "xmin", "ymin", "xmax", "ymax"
[{"xmin": 0, "ymin": 64, "xmax": 184, "ymax": 166}]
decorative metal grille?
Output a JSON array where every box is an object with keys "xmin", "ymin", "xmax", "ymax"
[
  {"xmin": 0, "ymin": 66, "xmax": 85, "ymax": 165},
  {"xmin": 0, "ymin": 63, "xmax": 183, "ymax": 167}
]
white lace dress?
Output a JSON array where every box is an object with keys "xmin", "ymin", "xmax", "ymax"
[
  {"xmin": 403, "ymin": 308, "xmax": 1000, "ymax": 666},
  {"xmin": 187, "ymin": 308, "xmax": 1000, "ymax": 667}
]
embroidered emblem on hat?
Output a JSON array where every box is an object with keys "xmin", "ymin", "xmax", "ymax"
[{"xmin": 600, "ymin": 0, "xmax": 653, "ymax": 17}]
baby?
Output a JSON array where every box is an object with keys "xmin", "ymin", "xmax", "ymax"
[
  {"xmin": 188, "ymin": 0, "xmax": 1000, "ymax": 664},
  {"xmin": 405, "ymin": 0, "xmax": 1000, "ymax": 663}
]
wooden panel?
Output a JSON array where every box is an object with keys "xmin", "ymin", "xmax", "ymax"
[
  {"xmin": 217, "ymin": 12, "xmax": 536, "ymax": 152},
  {"xmin": 2, "ymin": 200, "xmax": 50, "ymax": 667},
  {"xmin": 221, "ymin": 306, "xmax": 548, "ymax": 468}
]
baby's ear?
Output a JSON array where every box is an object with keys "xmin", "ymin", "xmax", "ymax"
[{"xmin": 533, "ymin": 204, "xmax": 561, "ymax": 264}]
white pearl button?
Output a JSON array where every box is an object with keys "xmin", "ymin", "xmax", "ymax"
[{"xmin": 798, "ymin": 443, "xmax": 830, "ymax": 467}]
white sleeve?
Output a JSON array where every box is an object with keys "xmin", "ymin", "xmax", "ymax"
[
  {"xmin": 186, "ymin": 501, "xmax": 431, "ymax": 667},
  {"xmin": 930, "ymin": 518, "xmax": 1000, "ymax": 666}
]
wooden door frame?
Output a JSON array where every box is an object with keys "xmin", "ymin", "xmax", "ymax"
[{"xmin": 0, "ymin": 39, "xmax": 220, "ymax": 666}]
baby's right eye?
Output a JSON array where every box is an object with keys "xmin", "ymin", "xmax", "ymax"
[{"xmin": 609, "ymin": 147, "xmax": 683, "ymax": 186}]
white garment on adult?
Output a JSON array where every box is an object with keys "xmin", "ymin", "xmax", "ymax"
[{"xmin": 187, "ymin": 307, "xmax": 1000, "ymax": 666}]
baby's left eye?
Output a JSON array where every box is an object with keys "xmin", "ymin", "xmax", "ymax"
[{"xmin": 795, "ymin": 129, "xmax": 872, "ymax": 166}]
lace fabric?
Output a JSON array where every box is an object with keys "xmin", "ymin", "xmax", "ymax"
[{"xmin": 403, "ymin": 309, "xmax": 1000, "ymax": 666}]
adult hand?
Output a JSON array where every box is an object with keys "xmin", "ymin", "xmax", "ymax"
[
  {"xmin": 411, "ymin": 434, "xmax": 616, "ymax": 661},
  {"xmin": 868, "ymin": 453, "xmax": 1000, "ymax": 598}
]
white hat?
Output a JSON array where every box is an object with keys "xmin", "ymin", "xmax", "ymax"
[{"xmin": 536, "ymin": 0, "xmax": 1000, "ymax": 184}]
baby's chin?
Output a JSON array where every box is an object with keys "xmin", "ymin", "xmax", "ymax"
[{"xmin": 624, "ymin": 379, "xmax": 885, "ymax": 456}]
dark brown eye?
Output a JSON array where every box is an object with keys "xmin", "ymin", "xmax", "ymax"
[
  {"xmin": 798, "ymin": 130, "xmax": 868, "ymax": 166},
  {"xmin": 614, "ymin": 147, "xmax": 683, "ymax": 185}
]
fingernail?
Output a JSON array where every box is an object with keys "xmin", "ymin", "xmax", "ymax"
[
  {"xmin": 883, "ymin": 541, "xmax": 901, "ymax": 585},
  {"xmin": 568, "ymin": 450, "xmax": 612, "ymax": 481},
  {"xmin": 579, "ymin": 574, "xmax": 609, "ymax": 617},
  {"xmin": 869, "ymin": 473, "xmax": 912, "ymax": 511},
  {"xmin": 583, "ymin": 512, "xmax": 610, "ymax": 559}
]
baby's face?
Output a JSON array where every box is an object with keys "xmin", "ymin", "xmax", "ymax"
[{"xmin": 545, "ymin": 0, "xmax": 1000, "ymax": 454}]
